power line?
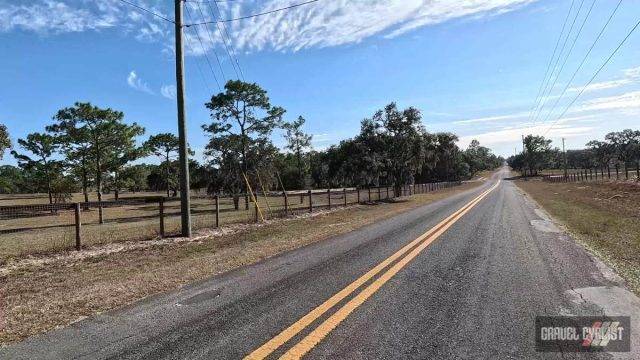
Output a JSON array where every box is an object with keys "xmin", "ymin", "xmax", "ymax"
[
  {"xmin": 183, "ymin": 34, "xmax": 215, "ymax": 94},
  {"xmin": 184, "ymin": 5, "xmax": 222, "ymax": 90},
  {"xmin": 537, "ymin": 0, "xmax": 596, "ymax": 123},
  {"xmin": 207, "ymin": 0, "xmax": 244, "ymax": 80},
  {"xmin": 193, "ymin": 1, "xmax": 228, "ymax": 83},
  {"xmin": 527, "ymin": 0, "xmax": 576, "ymax": 123},
  {"xmin": 185, "ymin": 0, "xmax": 322, "ymax": 26},
  {"xmin": 117, "ymin": 0, "xmax": 174, "ymax": 23},
  {"xmin": 538, "ymin": 0, "xmax": 622, "ymax": 126},
  {"xmin": 211, "ymin": 0, "xmax": 246, "ymax": 80},
  {"xmin": 533, "ymin": 0, "xmax": 585, "ymax": 124},
  {"xmin": 544, "ymin": 15, "xmax": 640, "ymax": 136}
]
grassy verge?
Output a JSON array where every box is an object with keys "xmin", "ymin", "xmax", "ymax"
[
  {"xmin": 0, "ymin": 181, "xmax": 482, "ymax": 345},
  {"xmin": 515, "ymin": 179, "xmax": 640, "ymax": 293}
]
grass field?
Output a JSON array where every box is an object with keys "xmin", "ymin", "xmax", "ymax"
[
  {"xmin": 515, "ymin": 178, "xmax": 640, "ymax": 293},
  {"xmin": 0, "ymin": 180, "xmax": 480, "ymax": 344},
  {"xmin": 0, "ymin": 187, "xmax": 406, "ymax": 262}
]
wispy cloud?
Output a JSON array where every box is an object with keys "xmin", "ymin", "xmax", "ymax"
[
  {"xmin": 576, "ymin": 90, "xmax": 640, "ymax": 113},
  {"xmin": 160, "ymin": 84, "xmax": 176, "ymax": 100},
  {"xmin": 458, "ymin": 121, "xmax": 595, "ymax": 148},
  {"xmin": 127, "ymin": 70, "xmax": 154, "ymax": 94},
  {"xmin": 453, "ymin": 112, "xmax": 529, "ymax": 125},
  {"xmin": 0, "ymin": 0, "xmax": 170, "ymax": 41},
  {"xmin": 568, "ymin": 66, "xmax": 640, "ymax": 93},
  {"xmin": 0, "ymin": 0, "xmax": 537, "ymax": 54},
  {"xmin": 221, "ymin": 0, "xmax": 536, "ymax": 53}
]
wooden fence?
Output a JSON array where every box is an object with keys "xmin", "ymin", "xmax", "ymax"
[
  {"xmin": 0, "ymin": 181, "xmax": 462, "ymax": 255},
  {"xmin": 542, "ymin": 165, "xmax": 640, "ymax": 183}
]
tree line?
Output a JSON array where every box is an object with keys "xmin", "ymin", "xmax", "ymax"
[
  {"xmin": 507, "ymin": 130, "xmax": 640, "ymax": 176},
  {"xmin": 0, "ymin": 81, "xmax": 503, "ymax": 206}
]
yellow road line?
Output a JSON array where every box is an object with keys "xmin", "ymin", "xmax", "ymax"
[
  {"xmin": 245, "ymin": 181, "xmax": 500, "ymax": 360},
  {"xmin": 280, "ymin": 181, "xmax": 500, "ymax": 359}
]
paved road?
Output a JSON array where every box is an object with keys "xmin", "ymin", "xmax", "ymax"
[{"xmin": 4, "ymin": 168, "xmax": 639, "ymax": 359}]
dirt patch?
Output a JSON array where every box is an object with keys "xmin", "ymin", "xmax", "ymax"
[
  {"xmin": 0, "ymin": 181, "xmax": 481, "ymax": 345},
  {"xmin": 515, "ymin": 179, "xmax": 640, "ymax": 295}
]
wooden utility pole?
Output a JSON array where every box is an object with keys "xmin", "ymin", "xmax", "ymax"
[{"xmin": 175, "ymin": 0, "xmax": 191, "ymax": 237}]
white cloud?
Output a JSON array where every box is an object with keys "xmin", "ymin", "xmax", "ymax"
[
  {"xmin": 127, "ymin": 70, "xmax": 154, "ymax": 94},
  {"xmin": 577, "ymin": 90, "xmax": 640, "ymax": 113},
  {"xmin": 0, "ymin": 0, "xmax": 116, "ymax": 33},
  {"xmin": 458, "ymin": 122, "xmax": 594, "ymax": 148},
  {"xmin": 160, "ymin": 84, "xmax": 176, "ymax": 100},
  {"xmin": 568, "ymin": 66, "xmax": 640, "ymax": 93},
  {"xmin": 0, "ymin": 0, "xmax": 170, "ymax": 41},
  {"xmin": 453, "ymin": 112, "xmax": 528, "ymax": 125},
  {"xmin": 0, "ymin": 0, "xmax": 537, "ymax": 54},
  {"xmin": 221, "ymin": 0, "xmax": 536, "ymax": 53}
]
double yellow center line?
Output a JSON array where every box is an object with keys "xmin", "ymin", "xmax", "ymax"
[{"xmin": 246, "ymin": 180, "xmax": 501, "ymax": 359}]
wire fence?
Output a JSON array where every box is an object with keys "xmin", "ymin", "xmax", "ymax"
[
  {"xmin": 0, "ymin": 181, "xmax": 461, "ymax": 259},
  {"xmin": 542, "ymin": 165, "xmax": 640, "ymax": 183}
]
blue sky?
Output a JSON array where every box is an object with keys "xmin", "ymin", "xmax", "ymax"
[{"xmin": 1, "ymin": 0, "xmax": 639, "ymax": 165}]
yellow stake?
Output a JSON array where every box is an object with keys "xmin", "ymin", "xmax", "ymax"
[{"xmin": 243, "ymin": 172, "xmax": 265, "ymax": 222}]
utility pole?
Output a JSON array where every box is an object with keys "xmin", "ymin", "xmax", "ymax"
[
  {"xmin": 562, "ymin": 137, "xmax": 568, "ymax": 178},
  {"xmin": 175, "ymin": 0, "xmax": 191, "ymax": 237}
]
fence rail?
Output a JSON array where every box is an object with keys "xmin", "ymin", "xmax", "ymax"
[
  {"xmin": 542, "ymin": 165, "xmax": 640, "ymax": 183},
  {"xmin": 0, "ymin": 181, "xmax": 461, "ymax": 257}
]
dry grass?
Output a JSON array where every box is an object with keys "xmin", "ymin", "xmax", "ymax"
[
  {"xmin": 515, "ymin": 179, "xmax": 640, "ymax": 293},
  {"xmin": 0, "ymin": 181, "xmax": 481, "ymax": 345}
]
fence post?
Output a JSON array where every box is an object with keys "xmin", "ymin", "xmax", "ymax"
[
  {"xmin": 308, "ymin": 190, "xmax": 313, "ymax": 213},
  {"xmin": 615, "ymin": 164, "xmax": 619, "ymax": 179},
  {"xmin": 386, "ymin": 186, "xmax": 389, "ymax": 199},
  {"xmin": 608, "ymin": 166, "xmax": 611, "ymax": 179},
  {"xmin": 625, "ymin": 163, "xmax": 629, "ymax": 179},
  {"xmin": 254, "ymin": 199, "xmax": 259, "ymax": 222},
  {"xmin": 636, "ymin": 162, "xmax": 639, "ymax": 180},
  {"xmin": 327, "ymin": 189, "xmax": 331, "ymax": 209},
  {"xmin": 357, "ymin": 188, "xmax": 360, "ymax": 204},
  {"xmin": 214, "ymin": 195, "xmax": 219, "ymax": 228},
  {"xmin": 377, "ymin": 186, "xmax": 381, "ymax": 201},
  {"xmin": 74, "ymin": 203, "xmax": 81, "ymax": 251},
  {"xmin": 284, "ymin": 191, "xmax": 289, "ymax": 216},
  {"xmin": 343, "ymin": 188, "xmax": 347, "ymax": 206},
  {"xmin": 368, "ymin": 187, "xmax": 371, "ymax": 202},
  {"xmin": 159, "ymin": 197, "xmax": 165, "ymax": 237}
]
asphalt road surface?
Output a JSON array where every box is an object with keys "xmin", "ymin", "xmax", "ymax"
[{"xmin": 4, "ymin": 168, "xmax": 640, "ymax": 359}]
